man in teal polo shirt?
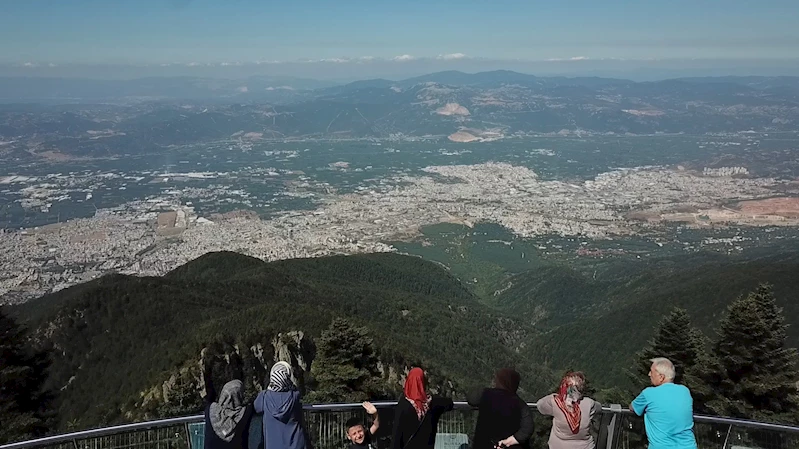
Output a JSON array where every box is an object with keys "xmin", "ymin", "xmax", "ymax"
[{"xmin": 630, "ymin": 357, "xmax": 698, "ymax": 449}]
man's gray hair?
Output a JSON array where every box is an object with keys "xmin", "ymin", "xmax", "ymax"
[{"xmin": 650, "ymin": 357, "xmax": 676, "ymax": 381}]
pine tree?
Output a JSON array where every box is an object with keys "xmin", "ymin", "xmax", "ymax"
[
  {"xmin": 634, "ymin": 308, "xmax": 701, "ymax": 381},
  {"xmin": 632, "ymin": 307, "xmax": 717, "ymax": 413},
  {"xmin": 307, "ymin": 318, "xmax": 387, "ymax": 402},
  {"xmin": 0, "ymin": 307, "xmax": 53, "ymax": 444},
  {"xmin": 712, "ymin": 284, "xmax": 799, "ymax": 422}
]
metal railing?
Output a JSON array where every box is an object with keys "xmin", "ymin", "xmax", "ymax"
[{"xmin": 3, "ymin": 402, "xmax": 799, "ymax": 449}]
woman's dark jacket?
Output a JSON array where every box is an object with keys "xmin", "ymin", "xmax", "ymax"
[
  {"xmin": 467, "ymin": 388, "xmax": 534, "ymax": 449},
  {"xmin": 391, "ymin": 396, "xmax": 454, "ymax": 449}
]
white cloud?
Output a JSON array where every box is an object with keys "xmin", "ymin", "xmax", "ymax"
[
  {"xmin": 236, "ymin": 86, "xmax": 248, "ymax": 93},
  {"xmin": 546, "ymin": 56, "xmax": 590, "ymax": 62},
  {"xmin": 392, "ymin": 54, "xmax": 415, "ymax": 62},
  {"xmin": 186, "ymin": 62, "xmax": 201, "ymax": 67},
  {"xmin": 437, "ymin": 53, "xmax": 468, "ymax": 60},
  {"xmin": 47, "ymin": 63, "xmax": 57, "ymax": 67},
  {"xmin": 22, "ymin": 62, "xmax": 35, "ymax": 67},
  {"xmin": 319, "ymin": 58, "xmax": 350, "ymax": 63}
]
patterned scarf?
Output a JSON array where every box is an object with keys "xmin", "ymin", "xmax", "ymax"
[
  {"xmin": 268, "ymin": 361, "xmax": 295, "ymax": 392},
  {"xmin": 404, "ymin": 368, "xmax": 431, "ymax": 419},
  {"xmin": 209, "ymin": 380, "xmax": 247, "ymax": 442},
  {"xmin": 554, "ymin": 375, "xmax": 583, "ymax": 434}
]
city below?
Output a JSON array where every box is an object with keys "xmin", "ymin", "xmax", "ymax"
[{"xmin": 2, "ymin": 160, "xmax": 798, "ymax": 303}]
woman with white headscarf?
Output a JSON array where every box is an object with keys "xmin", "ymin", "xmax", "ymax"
[
  {"xmin": 254, "ymin": 361, "xmax": 310, "ymax": 449},
  {"xmin": 536, "ymin": 372, "xmax": 601, "ymax": 449},
  {"xmin": 204, "ymin": 378, "xmax": 256, "ymax": 449}
]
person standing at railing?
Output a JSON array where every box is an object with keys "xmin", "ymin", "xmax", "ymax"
[
  {"xmin": 535, "ymin": 372, "xmax": 600, "ymax": 449},
  {"xmin": 255, "ymin": 361, "xmax": 311, "ymax": 449},
  {"xmin": 630, "ymin": 358, "xmax": 697, "ymax": 449},
  {"xmin": 204, "ymin": 379, "xmax": 258, "ymax": 449},
  {"xmin": 467, "ymin": 368, "xmax": 534, "ymax": 449},
  {"xmin": 391, "ymin": 367, "xmax": 454, "ymax": 449},
  {"xmin": 346, "ymin": 402, "xmax": 380, "ymax": 449}
]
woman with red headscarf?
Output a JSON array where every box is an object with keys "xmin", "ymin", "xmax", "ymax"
[
  {"xmin": 536, "ymin": 372, "xmax": 601, "ymax": 449},
  {"xmin": 391, "ymin": 367, "xmax": 454, "ymax": 449}
]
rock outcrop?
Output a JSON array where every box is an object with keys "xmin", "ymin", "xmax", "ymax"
[{"xmin": 134, "ymin": 330, "xmax": 316, "ymax": 419}]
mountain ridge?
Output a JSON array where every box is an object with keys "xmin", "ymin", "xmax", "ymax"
[
  {"xmin": 4, "ymin": 70, "xmax": 799, "ymax": 158},
  {"xmin": 10, "ymin": 251, "xmax": 554, "ymax": 430}
]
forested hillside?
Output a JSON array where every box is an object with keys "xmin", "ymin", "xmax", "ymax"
[
  {"xmin": 495, "ymin": 252, "xmax": 799, "ymax": 387},
  {"xmin": 5, "ymin": 249, "xmax": 799, "ymax": 439},
  {"xmin": 9, "ymin": 252, "xmax": 554, "ymax": 431}
]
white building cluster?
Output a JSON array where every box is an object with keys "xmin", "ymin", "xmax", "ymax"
[{"xmin": 0, "ymin": 163, "xmax": 786, "ymax": 304}]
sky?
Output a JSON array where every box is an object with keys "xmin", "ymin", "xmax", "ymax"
[{"xmin": 1, "ymin": 0, "xmax": 798, "ymax": 79}]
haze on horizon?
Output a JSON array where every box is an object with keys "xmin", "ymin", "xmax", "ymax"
[{"xmin": 1, "ymin": 0, "xmax": 798, "ymax": 80}]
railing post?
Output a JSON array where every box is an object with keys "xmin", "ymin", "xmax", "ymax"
[
  {"xmin": 604, "ymin": 404, "xmax": 623, "ymax": 449},
  {"xmin": 721, "ymin": 424, "xmax": 733, "ymax": 449},
  {"xmin": 183, "ymin": 423, "xmax": 192, "ymax": 449}
]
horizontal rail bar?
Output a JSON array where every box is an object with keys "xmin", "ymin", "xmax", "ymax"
[
  {"xmin": 4, "ymin": 402, "xmax": 799, "ymax": 449},
  {"xmin": 598, "ymin": 406, "xmax": 799, "ymax": 433},
  {"xmin": 0, "ymin": 415, "xmax": 205, "ymax": 449},
  {"xmin": 692, "ymin": 413, "xmax": 799, "ymax": 433}
]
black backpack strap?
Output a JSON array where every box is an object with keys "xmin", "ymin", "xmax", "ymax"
[{"xmin": 402, "ymin": 412, "xmax": 429, "ymax": 448}]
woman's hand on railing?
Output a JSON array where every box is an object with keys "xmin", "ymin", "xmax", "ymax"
[{"xmin": 496, "ymin": 436, "xmax": 519, "ymax": 448}]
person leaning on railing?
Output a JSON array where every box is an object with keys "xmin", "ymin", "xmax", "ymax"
[
  {"xmin": 255, "ymin": 361, "xmax": 312, "ymax": 449},
  {"xmin": 535, "ymin": 371, "xmax": 601, "ymax": 449},
  {"xmin": 391, "ymin": 367, "xmax": 454, "ymax": 449},
  {"xmin": 202, "ymin": 366, "xmax": 259, "ymax": 449},
  {"xmin": 467, "ymin": 368, "xmax": 534, "ymax": 449},
  {"xmin": 630, "ymin": 358, "xmax": 698, "ymax": 449}
]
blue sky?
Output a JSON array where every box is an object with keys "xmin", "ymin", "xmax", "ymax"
[
  {"xmin": 2, "ymin": 0, "xmax": 798, "ymax": 64},
  {"xmin": 1, "ymin": 0, "xmax": 798, "ymax": 80}
]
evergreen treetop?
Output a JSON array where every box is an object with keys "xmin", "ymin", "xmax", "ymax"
[{"xmin": 713, "ymin": 284, "xmax": 799, "ymax": 422}]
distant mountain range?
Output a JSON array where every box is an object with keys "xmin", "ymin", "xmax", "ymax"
[
  {"xmin": 3, "ymin": 70, "xmax": 799, "ymax": 103},
  {"xmin": 2, "ymin": 70, "xmax": 798, "ymax": 157}
]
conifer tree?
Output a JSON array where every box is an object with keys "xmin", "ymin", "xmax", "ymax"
[
  {"xmin": 713, "ymin": 284, "xmax": 799, "ymax": 422},
  {"xmin": 307, "ymin": 318, "xmax": 387, "ymax": 402},
  {"xmin": 0, "ymin": 307, "xmax": 53, "ymax": 444},
  {"xmin": 632, "ymin": 308, "xmax": 717, "ymax": 413},
  {"xmin": 634, "ymin": 308, "xmax": 702, "ymax": 381}
]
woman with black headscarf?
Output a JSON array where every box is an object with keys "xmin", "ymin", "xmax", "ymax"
[
  {"xmin": 204, "ymin": 378, "xmax": 256, "ymax": 449},
  {"xmin": 467, "ymin": 368, "xmax": 534, "ymax": 449},
  {"xmin": 254, "ymin": 361, "xmax": 311, "ymax": 449}
]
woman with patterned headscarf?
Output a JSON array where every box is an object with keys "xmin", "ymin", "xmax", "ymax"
[
  {"xmin": 203, "ymin": 372, "xmax": 257, "ymax": 449},
  {"xmin": 391, "ymin": 367, "xmax": 454, "ymax": 449},
  {"xmin": 254, "ymin": 361, "xmax": 310, "ymax": 449},
  {"xmin": 536, "ymin": 372, "xmax": 601, "ymax": 449}
]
